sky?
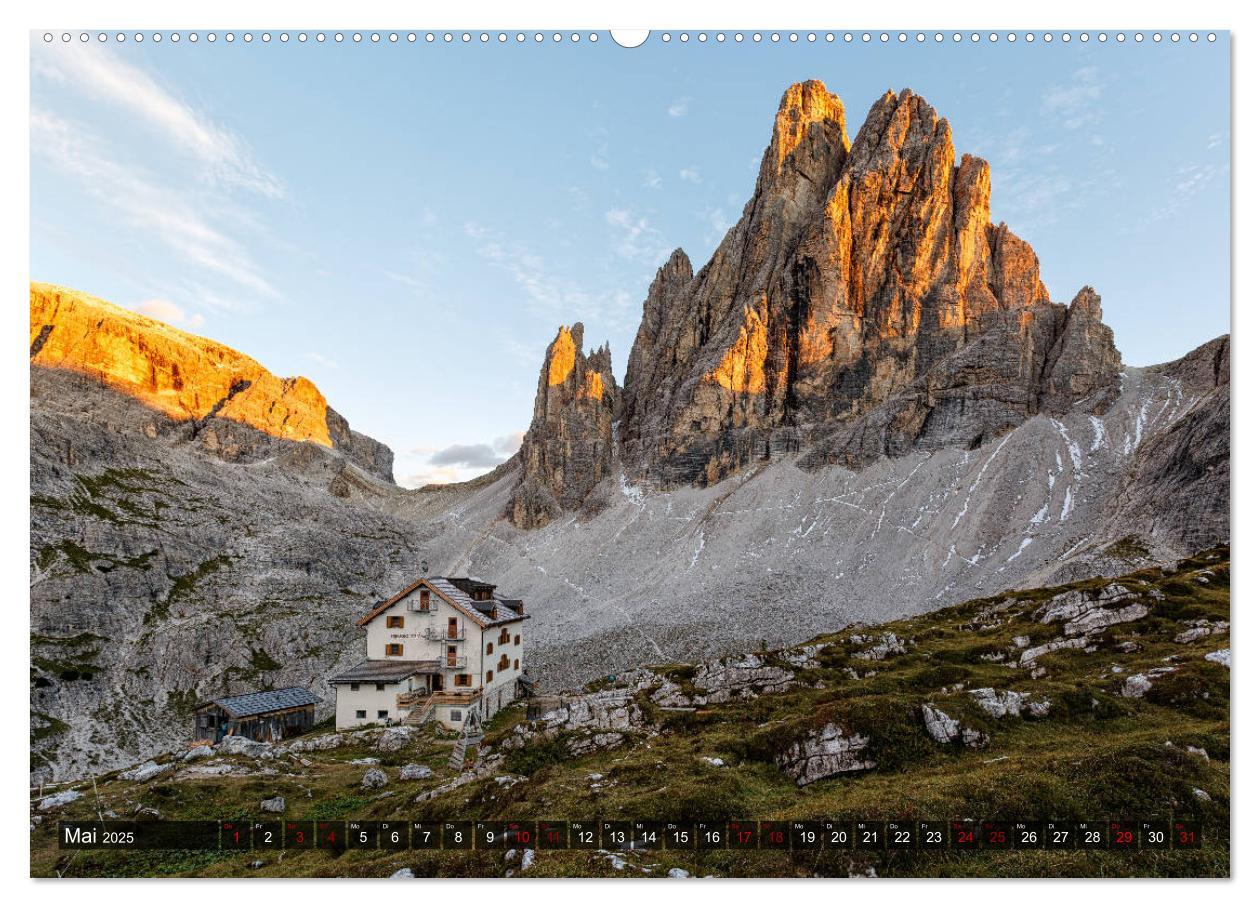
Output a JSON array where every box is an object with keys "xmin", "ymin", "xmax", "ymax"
[{"xmin": 30, "ymin": 32, "xmax": 1230, "ymax": 486}]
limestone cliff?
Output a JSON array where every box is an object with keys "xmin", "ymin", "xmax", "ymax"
[
  {"xmin": 29, "ymin": 283, "xmax": 394, "ymax": 482},
  {"xmin": 618, "ymin": 82, "xmax": 1122, "ymax": 486},
  {"xmin": 1100, "ymin": 335, "xmax": 1230, "ymax": 555},
  {"xmin": 507, "ymin": 323, "xmax": 620, "ymax": 528}
]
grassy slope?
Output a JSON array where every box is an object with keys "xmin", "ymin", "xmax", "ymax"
[{"xmin": 31, "ymin": 547, "xmax": 1229, "ymax": 878}]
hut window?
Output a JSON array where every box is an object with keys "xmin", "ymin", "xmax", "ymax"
[
  {"xmin": 386, "ymin": 643, "xmax": 403, "ymax": 656},
  {"xmin": 375, "ymin": 682, "xmax": 386, "ymax": 691},
  {"xmin": 451, "ymin": 710, "xmax": 462, "ymax": 722},
  {"xmin": 514, "ymin": 635, "xmax": 521, "ymax": 646},
  {"xmin": 455, "ymin": 673, "xmax": 471, "ymax": 687},
  {"xmin": 419, "ymin": 590, "xmax": 430, "ymax": 609},
  {"xmin": 355, "ymin": 710, "xmax": 366, "ymax": 719},
  {"xmin": 377, "ymin": 710, "xmax": 388, "ymax": 719},
  {"xmin": 387, "ymin": 615, "xmax": 404, "ymax": 629},
  {"xmin": 350, "ymin": 682, "xmax": 360, "ymax": 691},
  {"xmin": 486, "ymin": 670, "xmax": 494, "ymax": 682},
  {"xmin": 486, "ymin": 642, "xmax": 494, "ymax": 655},
  {"xmin": 514, "ymin": 659, "xmax": 519, "ymax": 670}
]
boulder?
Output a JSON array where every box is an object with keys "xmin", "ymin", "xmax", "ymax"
[
  {"xmin": 361, "ymin": 767, "xmax": 388, "ymax": 789},
  {"xmin": 260, "ymin": 796, "xmax": 286, "ymax": 813},
  {"xmin": 376, "ymin": 726, "xmax": 416, "ymax": 752},
  {"xmin": 693, "ymin": 652, "xmax": 796, "ymax": 703},
  {"xmin": 853, "ymin": 633, "xmax": 907, "ymax": 662},
  {"xmin": 282, "ymin": 733, "xmax": 344, "ymax": 754},
  {"xmin": 182, "ymin": 745, "xmax": 213, "ymax": 761},
  {"xmin": 1034, "ymin": 583, "xmax": 1135, "ymax": 624},
  {"xmin": 1120, "ymin": 667, "xmax": 1177, "ymax": 698},
  {"xmin": 961, "ymin": 728, "xmax": 989, "ymax": 748},
  {"xmin": 921, "ymin": 705, "xmax": 960, "ymax": 744},
  {"xmin": 398, "ymin": 763, "xmax": 433, "ymax": 781},
  {"xmin": 1019, "ymin": 635, "xmax": 1090, "ymax": 665},
  {"xmin": 217, "ymin": 736, "xmax": 271, "ymax": 758},
  {"xmin": 1205, "ymin": 648, "xmax": 1231, "ymax": 668},
  {"xmin": 390, "ymin": 868, "xmax": 415, "ymax": 879},
  {"xmin": 776, "ymin": 722, "xmax": 875, "ymax": 786},
  {"xmin": 667, "ymin": 868, "xmax": 690, "ymax": 878},
  {"xmin": 567, "ymin": 732, "xmax": 625, "ymax": 756},
  {"xmin": 1174, "ymin": 620, "xmax": 1228, "ymax": 644},
  {"xmin": 968, "ymin": 688, "xmax": 1050, "ymax": 719},
  {"xmin": 37, "ymin": 789, "xmax": 82, "ymax": 810},
  {"xmin": 119, "ymin": 761, "xmax": 171, "ymax": 782}
]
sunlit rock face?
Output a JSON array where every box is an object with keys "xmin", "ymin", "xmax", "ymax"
[
  {"xmin": 29, "ymin": 283, "xmax": 393, "ymax": 481},
  {"xmin": 508, "ymin": 323, "xmax": 620, "ymax": 528},
  {"xmin": 617, "ymin": 81, "xmax": 1122, "ymax": 487}
]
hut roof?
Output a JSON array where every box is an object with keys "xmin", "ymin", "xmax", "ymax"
[{"xmin": 197, "ymin": 687, "xmax": 319, "ymax": 719}]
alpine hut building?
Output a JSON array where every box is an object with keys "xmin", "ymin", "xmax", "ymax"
[{"xmin": 193, "ymin": 687, "xmax": 320, "ymax": 744}]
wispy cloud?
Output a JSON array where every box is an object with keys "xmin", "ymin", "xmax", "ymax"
[
  {"xmin": 1042, "ymin": 66, "xmax": 1103, "ymax": 131},
  {"xmin": 464, "ymin": 222, "xmax": 601, "ymax": 321},
  {"xmin": 668, "ymin": 97, "xmax": 690, "ymax": 118},
  {"xmin": 605, "ymin": 208, "xmax": 672, "ymax": 264},
  {"xmin": 679, "ymin": 166, "xmax": 702, "ymax": 183},
  {"xmin": 590, "ymin": 141, "xmax": 611, "ymax": 171},
  {"xmin": 700, "ymin": 207, "xmax": 734, "ymax": 246},
  {"xmin": 1147, "ymin": 161, "xmax": 1224, "ymax": 222},
  {"xmin": 644, "ymin": 169, "xmax": 663, "ymax": 190},
  {"xmin": 34, "ymin": 43, "xmax": 283, "ymax": 198},
  {"xmin": 306, "ymin": 352, "xmax": 340, "ymax": 370},
  {"xmin": 32, "ymin": 109, "xmax": 279, "ymax": 298},
  {"xmin": 135, "ymin": 298, "xmax": 204, "ymax": 329}
]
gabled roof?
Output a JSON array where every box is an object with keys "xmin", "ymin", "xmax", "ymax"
[
  {"xmin": 355, "ymin": 577, "xmax": 528, "ymax": 629},
  {"xmin": 197, "ymin": 687, "xmax": 319, "ymax": 718}
]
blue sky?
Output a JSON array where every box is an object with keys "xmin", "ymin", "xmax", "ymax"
[{"xmin": 30, "ymin": 34, "xmax": 1230, "ymax": 486}]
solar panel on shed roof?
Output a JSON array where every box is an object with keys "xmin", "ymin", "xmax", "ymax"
[{"xmin": 209, "ymin": 687, "xmax": 319, "ymax": 718}]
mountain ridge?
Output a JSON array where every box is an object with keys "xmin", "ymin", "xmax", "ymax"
[
  {"xmin": 507, "ymin": 81, "xmax": 1124, "ymax": 525},
  {"xmin": 30, "ymin": 282, "xmax": 395, "ymax": 482}
]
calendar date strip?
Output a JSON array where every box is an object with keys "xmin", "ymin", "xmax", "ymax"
[{"xmin": 57, "ymin": 819, "xmax": 1202, "ymax": 851}]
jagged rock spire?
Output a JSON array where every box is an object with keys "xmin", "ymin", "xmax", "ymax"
[{"xmin": 508, "ymin": 323, "xmax": 620, "ymax": 528}]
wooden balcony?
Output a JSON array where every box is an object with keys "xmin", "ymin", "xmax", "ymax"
[{"xmin": 429, "ymin": 690, "xmax": 481, "ymax": 706}]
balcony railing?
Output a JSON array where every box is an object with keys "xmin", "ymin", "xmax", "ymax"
[
  {"xmin": 424, "ymin": 627, "xmax": 465, "ymax": 642},
  {"xmin": 443, "ymin": 656, "xmax": 467, "ymax": 669},
  {"xmin": 429, "ymin": 690, "xmax": 481, "ymax": 706}
]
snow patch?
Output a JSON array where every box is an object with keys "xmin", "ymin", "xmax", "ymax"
[{"xmin": 1006, "ymin": 538, "xmax": 1033, "ymax": 563}]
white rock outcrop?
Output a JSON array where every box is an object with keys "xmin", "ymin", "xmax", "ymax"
[
  {"xmin": 776, "ymin": 722, "xmax": 875, "ymax": 785},
  {"xmin": 1205, "ymin": 648, "xmax": 1230, "ymax": 668}
]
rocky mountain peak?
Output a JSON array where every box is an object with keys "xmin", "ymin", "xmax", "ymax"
[
  {"xmin": 758, "ymin": 80, "xmax": 850, "ymax": 196},
  {"xmin": 29, "ymin": 283, "xmax": 394, "ymax": 481},
  {"xmin": 507, "ymin": 324, "xmax": 620, "ymax": 528},
  {"xmin": 605, "ymin": 79, "xmax": 1116, "ymax": 488}
]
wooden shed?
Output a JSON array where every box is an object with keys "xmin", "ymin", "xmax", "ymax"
[{"xmin": 193, "ymin": 687, "xmax": 319, "ymax": 743}]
